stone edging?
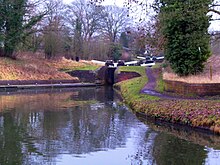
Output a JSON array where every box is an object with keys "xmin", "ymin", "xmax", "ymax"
[
  {"xmin": 0, "ymin": 79, "xmax": 101, "ymax": 92},
  {"xmin": 0, "ymin": 79, "xmax": 80, "ymax": 85}
]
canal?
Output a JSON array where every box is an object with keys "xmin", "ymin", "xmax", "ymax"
[{"xmin": 0, "ymin": 87, "xmax": 220, "ymax": 165}]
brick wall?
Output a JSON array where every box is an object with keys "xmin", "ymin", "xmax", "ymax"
[
  {"xmin": 164, "ymin": 80, "xmax": 220, "ymax": 96},
  {"xmin": 67, "ymin": 70, "xmax": 96, "ymax": 83},
  {"xmin": 115, "ymin": 71, "xmax": 140, "ymax": 83}
]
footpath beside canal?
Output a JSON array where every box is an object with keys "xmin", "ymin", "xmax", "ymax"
[{"xmin": 115, "ymin": 67, "xmax": 220, "ymax": 135}]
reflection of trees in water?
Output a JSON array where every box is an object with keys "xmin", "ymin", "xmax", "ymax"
[
  {"xmin": 0, "ymin": 87, "xmax": 120, "ymax": 113},
  {"xmin": 0, "ymin": 87, "xmax": 214, "ymax": 165},
  {"xmin": 126, "ymin": 126, "xmax": 158, "ymax": 165},
  {"xmin": 0, "ymin": 92, "xmax": 77, "ymax": 112},
  {"xmin": 0, "ymin": 113, "xmax": 23, "ymax": 165},
  {"xmin": 73, "ymin": 86, "xmax": 116, "ymax": 102},
  {"xmin": 140, "ymin": 118, "xmax": 220, "ymax": 150},
  {"xmin": 152, "ymin": 133, "xmax": 207, "ymax": 165},
  {"xmin": 0, "ymin": 87, "xmax": 136, "ymax": 164},
  {"xmin": 34, "ymin": 104, "xmax": 133, "ymax": 156}
]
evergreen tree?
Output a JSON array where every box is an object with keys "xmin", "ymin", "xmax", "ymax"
[
  {"xmin": 73, "ymin": 18, "xmax": 83, "ymax": 59},
  {"xmin": 157, "ymin": 0, "xmax": 211, "ymax": 76},
  {"xmin": 120, "ymin": 32, "xmax": 129, "ymax": 48},
  {"xmin": 0, "ymin": 0, "xmax": 45, "ymax": 58},
  {"xmin": 107, "ymin": 43, "xmax": 122, "ymax": 62}
]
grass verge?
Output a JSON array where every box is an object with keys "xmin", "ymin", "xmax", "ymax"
[
  {"xmin": 114, "ymin": 66, "xmax": 159, "ymax": 107},
  {"xmin": 115, "ymin": 66, "xmax": 220, "ymax": 135},
  {"xmin": 59, "ymin": 64, "xmax": 100, "ymax": 72}
]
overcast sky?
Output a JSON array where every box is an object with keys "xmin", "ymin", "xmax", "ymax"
[
  {"xmin": 62, "ymin": 0, "xmax": 220, "ymax": 31},
  {"xmin": 63, "ymin": 0, "xmax": 124, "ymax": 6}
]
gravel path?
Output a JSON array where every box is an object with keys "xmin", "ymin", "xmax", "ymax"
[
  {"xmin": 141, "ymin": 68, "xmax": 202, "ymax": 100},
  {"xmin": 141, "ymin": 68, "xmax": 158, "ymax": 91}
]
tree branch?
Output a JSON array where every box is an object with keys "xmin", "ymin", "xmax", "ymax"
[{"xmin": 209, "ymin": 8, "xmax": 220, "ymax": 15}]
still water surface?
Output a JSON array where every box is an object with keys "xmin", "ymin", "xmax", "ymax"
[{"xmin": 0, "ymin": 87, "xmax": 220, "ymax": 165}]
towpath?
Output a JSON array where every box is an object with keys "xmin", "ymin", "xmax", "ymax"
[{"xmin": 141, "ymin": 68, "xmax": 204, "ymax": 100}]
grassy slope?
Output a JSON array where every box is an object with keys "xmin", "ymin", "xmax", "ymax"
[
  {"xmin": 115, "ymin": 66, "xmax": 220, "ymax": 134},
  {"xmin": 0, "ymin": 52, "xmax": 101, "ymax": 80}
]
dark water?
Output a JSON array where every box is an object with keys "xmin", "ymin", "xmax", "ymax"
[{"xmin": 0, "ymin": 87, "xmax": 220, "ymax": 165}]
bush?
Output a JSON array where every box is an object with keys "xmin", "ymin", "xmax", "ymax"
[
  {"xmin": 107, "ymin": 43, "xmax": 122, "ymax": 62},
  {"xmin": 159, "ymin": 0, "xmax": 211, "ymax": 76}
]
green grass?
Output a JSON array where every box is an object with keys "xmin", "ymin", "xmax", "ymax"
[
  {"xmin": 156, "ymin": 71, "xmax": 164, "ymax": 93},
  {"xmin": 115, "ymin": 66, "xmax": 159, "ymax": 106},
  {"xmin": 60, "ymin": 65, "xmax": 100, "ymax": 72},
  {"xmin": 74, "ymin": 65, "xmax": 100, "ymax": 71},
  {"xmin": 116, "ymin": 66, "xmax": 220, "ymax": 135},
  {"xmin": 118, "ymin": 66, "xmax": 146, "ymax": 76}
]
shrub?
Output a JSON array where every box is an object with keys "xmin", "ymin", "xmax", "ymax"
[{"xmin": 158, "ymin": 0, "xmax": 211, "ymax": 76}]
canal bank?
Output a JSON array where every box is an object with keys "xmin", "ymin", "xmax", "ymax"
[
  {"xmin": 1, "ymin": 86, "xmax": 219, "ymax": 164},
  {"xmin": 0, "ymin": 82, "xmax": 100, "ymax": 92},
  {"xmin": 0, "ymin": 79, "xmax": 102, "ymax": 93},
  {"xmin": 1, "ymin": 65, "xmax": 220, "ymax": 135},
  {"xmin": 114, "ymin": 66, "xmax": 220, "ymax": 135}
]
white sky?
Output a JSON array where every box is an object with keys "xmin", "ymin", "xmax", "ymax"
[
  {"xmin": 63, "ymin": 0, "xmax": 124, "ymax": 6},
  {"xmin": 63, "ymin": 0, "xmax": 220, "ymax": 31}
]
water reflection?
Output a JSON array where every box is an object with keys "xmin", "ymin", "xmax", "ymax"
[
  {"xmin": 0, "ymin": 87, "xmax": 220, "ymax": 165},
  {"xmin": 153, "ymin": 133, "xmax": 206, "ymax": 165}
]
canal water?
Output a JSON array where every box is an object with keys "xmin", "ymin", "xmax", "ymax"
[{"xmin": 0, "ymin": 87, "xmax": 220, "ymax": 165}]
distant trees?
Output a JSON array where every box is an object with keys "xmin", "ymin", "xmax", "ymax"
[
  {"xmin": 0, "ymin": 0, "xmax": 142, "ymax": 61},
  {"xmin": 101, "ymin": 6, "xmax": 130, "ymax": 43},
  {"xmin": 120, "ymin": 32, "xmax": 129, "ymax": 48},
  {"xmin": 64, "ymin": 0, "xmax": 130, "ymax": 60},
  {"xmin": 107, "ymin": 43, "xmax": 122, "ymax": 61},
  {"xmin": 101, "ymin": 6, "xmax": 130, "ymax": 61},
  {"xmin": 64, "ymin": 0, "xmax": 106, "ymax": 59},
  {"xmin": 1, "ymin": 0, "xmax": 218, "ymax": 67},
  {"xmin": 73, "ymin": 18, "xmax": 83, "ymax": 59},
  {"xmin": 43, "ymin": 0, "xmax": 65, "ymax": 59}
]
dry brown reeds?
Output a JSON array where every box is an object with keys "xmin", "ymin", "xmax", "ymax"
[{"xmin": 163, "ymin": 54, "xmax": 220, "ymax": 84}]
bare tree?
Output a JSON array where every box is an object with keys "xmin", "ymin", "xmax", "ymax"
[
  {"xmin": 42, "ymin": 0, "xmax": 66, "ymax": 59},
  {"xmin": 64, "ymin": 0, "xmax": 106, "ymax": 59},
  {"xmin": 138, "ymin": 16, "xmax": 164, "ymax": 55},
  {"xmin": 209, "ymin": 0, "xmax": 220, "ymax": 16},
  {"xmin": 101, "ymin": 5, "xmax": 130, "ymax": 43},
  {"xmin": 65, "ymin": 0, "xmax": 105, "ymax": 41}
]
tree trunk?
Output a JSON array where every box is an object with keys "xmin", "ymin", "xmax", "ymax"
[{"xmin": 3, "ymin": 44, "xmax": 16, "ymax": 59}]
